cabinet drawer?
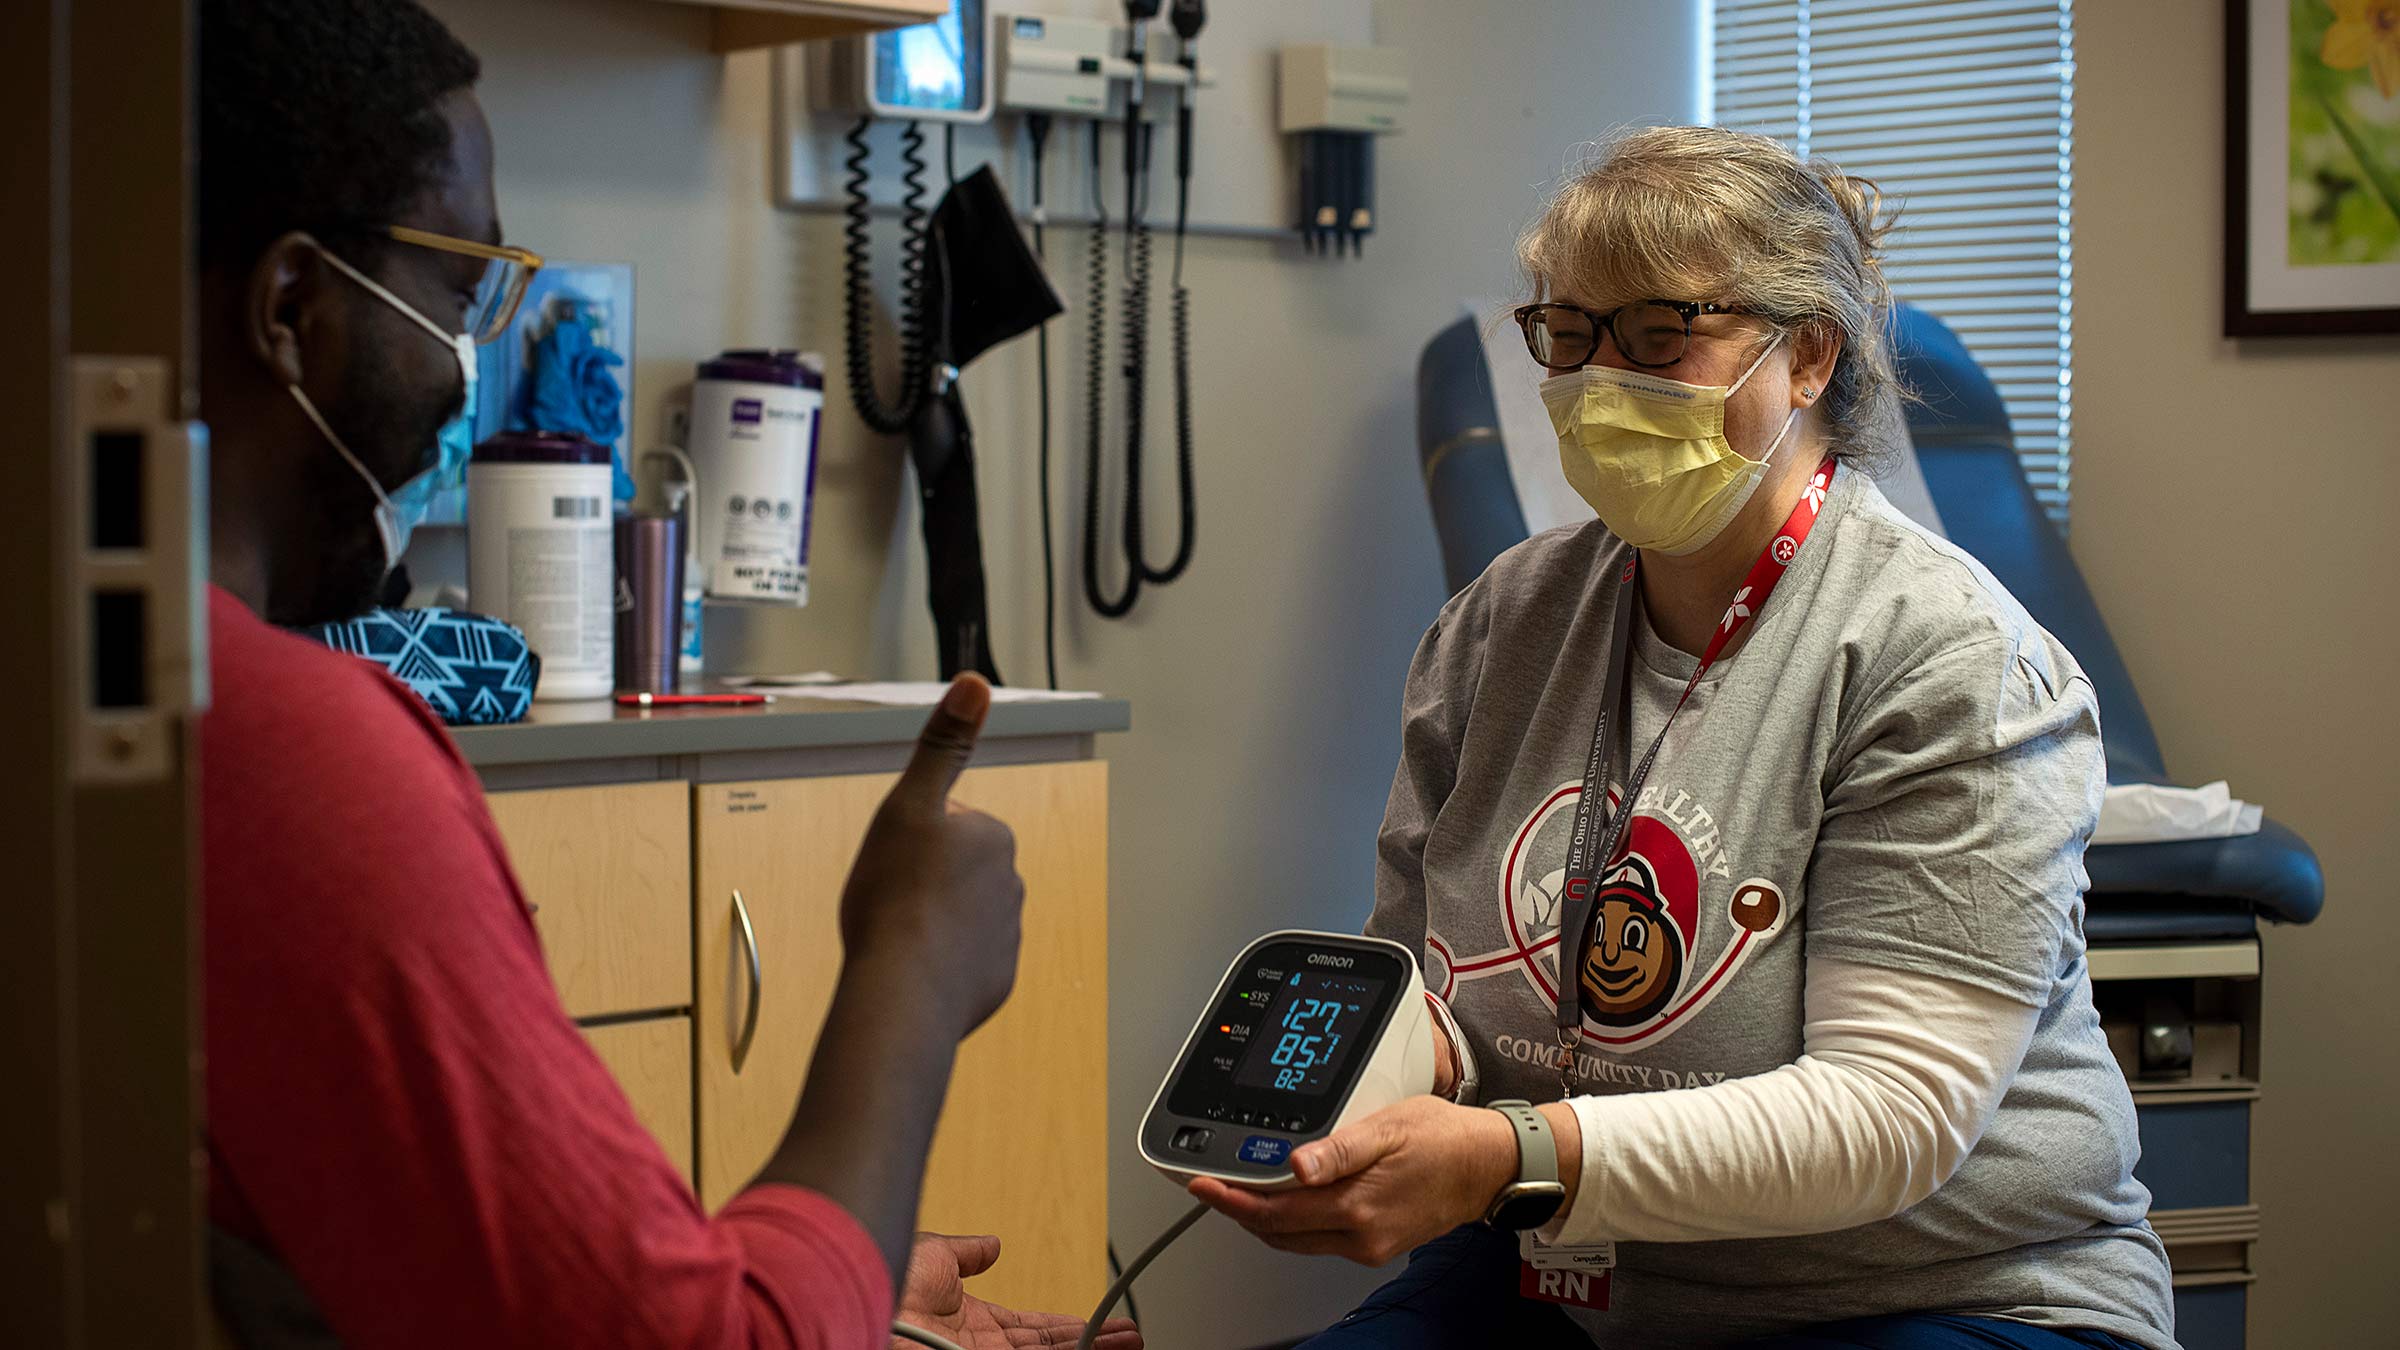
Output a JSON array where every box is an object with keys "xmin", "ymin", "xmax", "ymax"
[
  {"xmin": 2134, "ymin": 1099, "xmax": 2249, "ymax": 1212},
  {"xmin": 582, "ymin": 1015, "xmax": 695, "ymax": 1188},
  {"xmin": 488, "ymin": 782, "xmax": 691, "ymax": 1018},
  {"xmin": 2172, "ymin": 1281, "xmax": 2247, "ymax": 1350}
]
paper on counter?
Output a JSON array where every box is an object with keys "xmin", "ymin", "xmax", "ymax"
[
  {"xmin": 761, "ymin": 681, "xmax": 1102, "ymax": 707},
  {"xmin": 2093, "ymin": 781, "xmax": 2263, "ymax": 845},
  {"xmin": 723, "ymin": 671, "xmax": 845, "ymax": 687}
]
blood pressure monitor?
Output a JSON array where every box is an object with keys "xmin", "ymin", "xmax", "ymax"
[{"xmin": 1140, "ymin": 931, "xmax": 1436, "ymax": 1188}]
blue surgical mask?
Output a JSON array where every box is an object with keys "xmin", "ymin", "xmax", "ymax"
[
  {"xmin": 389, "ymin": 356, "xmax": 477, "ymax": 536},
  {"xmin": 287, "ymin": 246, "xmax": 478, "ymax": 571}
]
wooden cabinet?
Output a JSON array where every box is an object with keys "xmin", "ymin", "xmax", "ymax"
[
  {"xmin": 474, "ymin": 729, "xmax": 1116, "ymax": 1319},
  {"xmin": 694, "ymin": 762, "xmax": 1110, "ymax": 1316},
  {"xmin": 582, "ymin": 1015, "xmax": 697, "ymax": 1187},
  {"xmin": 487, "ymin": 781, "xmax": 691, "ymax": 1019}
]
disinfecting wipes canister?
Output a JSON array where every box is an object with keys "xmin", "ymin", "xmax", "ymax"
[
  {"xmin": 467, "ymin": 431, "xmax": 615, "ymax": 701},
  {"xmin": 690, "ymin": 350, "xmax": 823, "ymax": 606}
]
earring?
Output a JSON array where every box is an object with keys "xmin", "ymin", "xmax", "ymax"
[{"xmin": 1801, "ymin": 387, "xmax": 1815, "ymax": 400}]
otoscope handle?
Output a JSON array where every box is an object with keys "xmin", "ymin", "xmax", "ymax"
[{"xmin": 1170, "ymin": 0, "xmax": 1202, "ymax": 174}]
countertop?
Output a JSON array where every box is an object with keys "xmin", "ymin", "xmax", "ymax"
[{"xmin": 451, "ymin": 692, "xmax": 1132, "ymax": 767}]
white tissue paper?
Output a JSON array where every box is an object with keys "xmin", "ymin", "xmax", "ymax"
[{"xmin": 2093, "ymin": 781, "xmax": 2263, "ymax": 845}]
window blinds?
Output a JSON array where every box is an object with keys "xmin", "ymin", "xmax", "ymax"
[{"xmin": 1712, "ymin": 0, "xmax": 2075, "ymax": 523}]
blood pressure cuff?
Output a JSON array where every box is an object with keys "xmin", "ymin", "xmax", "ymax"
[{"xmin": 300, "ymin": 606, "xmax": 542, "ymax": 726}]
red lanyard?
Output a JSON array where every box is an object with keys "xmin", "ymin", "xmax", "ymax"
[{"xmin": 1551, "ymin": 457, "xmax": 1837, "ymax": 1083}]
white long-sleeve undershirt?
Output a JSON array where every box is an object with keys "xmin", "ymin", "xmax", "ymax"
[{"xmin": 1445, "ymin": 955, "xmax": 2043, "ymax": 1246}]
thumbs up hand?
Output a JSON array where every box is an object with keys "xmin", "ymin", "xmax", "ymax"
[{"xmin": 839, "ymin": 675, "xmax": 1027, "ymax": 1038}]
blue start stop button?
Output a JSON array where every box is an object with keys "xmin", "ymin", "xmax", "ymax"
[{"xmin": 1237, "ymin": 1135, "xmax": 1291, "ymax": 1167}]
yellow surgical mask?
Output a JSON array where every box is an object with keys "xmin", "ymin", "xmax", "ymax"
[{"xmin": 1539, "ymin": 335, "xmax": 1801, "ymax": 555}]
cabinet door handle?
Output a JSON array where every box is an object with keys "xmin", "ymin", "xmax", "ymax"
[{"xmin": 731, "ymin": 889, "xmax": 763, "ymax": 1075}]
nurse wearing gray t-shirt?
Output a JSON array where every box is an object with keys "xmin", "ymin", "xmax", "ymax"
[{"xmin": 1186, "ymin": 127, "xmax": 2176, "ymax": 1350}]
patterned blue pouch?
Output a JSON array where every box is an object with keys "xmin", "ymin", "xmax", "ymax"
[{"xmin": 302, "ymin": 607, "xmax": 542, "ymax": 725}]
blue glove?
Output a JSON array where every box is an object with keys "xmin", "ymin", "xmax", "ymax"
[{"xmin": 527, "ymin": 314, "xmax": 626, "ymax": 441}]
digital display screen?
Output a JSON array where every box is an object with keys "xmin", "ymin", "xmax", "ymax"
[
  {"xmin": 871, "ymin": 0, "xmax": 983, "ymax": 115},
  {"xmin": 1160, "ymin": 939, "xmax": 1410, "ymax": 1139},
  {"xmin": 1231, "ymin": 971, "xmax": 1387, "ymax": 1097}
]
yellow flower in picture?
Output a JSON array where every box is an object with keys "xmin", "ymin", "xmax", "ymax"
[{"xmin": 2323, "ymin": 0, "xmax": 2400, "ymax": 98}]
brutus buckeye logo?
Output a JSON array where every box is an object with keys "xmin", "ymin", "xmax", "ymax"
[
  {"xmin": 1421, "ymin": 782, "xmax": 1791, "ymax": 1053},
  {"xmin": 1576, "ymin": 852, "xmax": 1685, "ymax": 1027}
]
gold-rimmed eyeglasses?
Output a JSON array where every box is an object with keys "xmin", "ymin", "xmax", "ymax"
[{"xmin": 385, "ymin": 225, "xmax": 544, "ymax": 345}]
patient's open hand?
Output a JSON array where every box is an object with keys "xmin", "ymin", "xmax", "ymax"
[{"xmin": 892, "ymin": 1233, "xmax": 1144, "ymax": 1350}]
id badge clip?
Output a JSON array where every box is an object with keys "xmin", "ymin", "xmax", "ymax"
[
  {"xmin": 1519, "ymin": 1231, "xmax": 1615, "ymax": 1271},
  {"xmin": 1518, "ymin": 1232, "xmax": 1614, "ymax": 1309}
]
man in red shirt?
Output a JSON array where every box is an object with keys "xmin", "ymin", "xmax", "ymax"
[{"xmin": 195, "ymin": 3, "xmax": 1137, "ymax": 1347}]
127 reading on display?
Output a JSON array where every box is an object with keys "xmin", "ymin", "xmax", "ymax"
[{"xmin": 1232, "ymin": 971, "xmax": 1386, "ymax": 1097}]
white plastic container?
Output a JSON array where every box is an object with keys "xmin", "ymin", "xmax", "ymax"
[
  {"xmin": 468, "ymin": 431, "xmax": 615, "ymax": 701},
  {"xmin": 688, "ymin": 349, "xmax": 824, "ymax": 606}
]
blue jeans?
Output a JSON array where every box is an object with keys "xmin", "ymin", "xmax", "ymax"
[{"xmin": 1294, "ymin": 1226, "xmax": 2143, "ymax": 1349}]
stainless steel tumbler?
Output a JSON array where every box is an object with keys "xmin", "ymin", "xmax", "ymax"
[{"xmin": 614, "ymin": 513, "xmax": 683, "ymax": 695}]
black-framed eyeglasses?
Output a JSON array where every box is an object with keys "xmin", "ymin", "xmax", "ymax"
[{"xmin": 1512, "ymin": 299, "xmax": 1753, "ymax": 370}]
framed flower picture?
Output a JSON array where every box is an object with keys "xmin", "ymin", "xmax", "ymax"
[{"xmin": 2226, "ymin": 0, "xmax": 2400, "ymax": 335}]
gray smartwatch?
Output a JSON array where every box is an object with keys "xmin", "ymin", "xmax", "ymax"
[{"xmin": 1483, "ymin": 1100, "xmax": 1568, "ymax": 1231}]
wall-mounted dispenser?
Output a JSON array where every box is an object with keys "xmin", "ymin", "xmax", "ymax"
[{"xmin": 1276, "ymin": 44, "xmax": 1407, "ymax": 257}]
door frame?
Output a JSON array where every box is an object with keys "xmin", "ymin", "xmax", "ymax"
[{"xmin": 1, "ymin": 1, "xmax": 207, "ymax": 1345}]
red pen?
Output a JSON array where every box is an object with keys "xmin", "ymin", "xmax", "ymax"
[{"xmin": 614, "ymin": 692, "xmax": 769, "ymax": 707}]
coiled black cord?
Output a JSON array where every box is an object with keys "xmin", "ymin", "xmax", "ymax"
[
  {"xmin": 1151, "ymin": 111, "xmax": 1198, "ymax": 585},
  {"xmin": 842, "ymin": 116, "xmax": 933, "ymax": 436},
  {"xmin": 1118, "ymin": 173, "xmax": 1153, "ymax": 568},
  {"xmin": 1083, "ymin": 113, "xmax": 1197, "ymax": 616},
  {"xmin": 1082, "ymin": 121, "xmax": 1138, "ymax": 617},
  {"xmin": 1121, "ymin": 121, "xmax": 1196, "ymax": 591},
  {"xmin": 1028, "ymin": 113, "xmax": 1059, "ymax": 690}
]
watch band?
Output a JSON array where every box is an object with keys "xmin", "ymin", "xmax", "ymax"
[
  {"xmin": 1489, "ymin": 1101, "xmax": 1560, "ymax": 1189},
  {"xmin": 1482, "ymin": 1099, "xmax": 1567, "ymax": 1230}
]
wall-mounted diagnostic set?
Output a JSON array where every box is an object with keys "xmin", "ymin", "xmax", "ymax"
[
  {"xmin": 1075, "ymin": 0, "xmax": 1207, "ymax": 624},
  {"xmin": 778, "ymin": 6, "xmax": 1415, "ymax": 692}
]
